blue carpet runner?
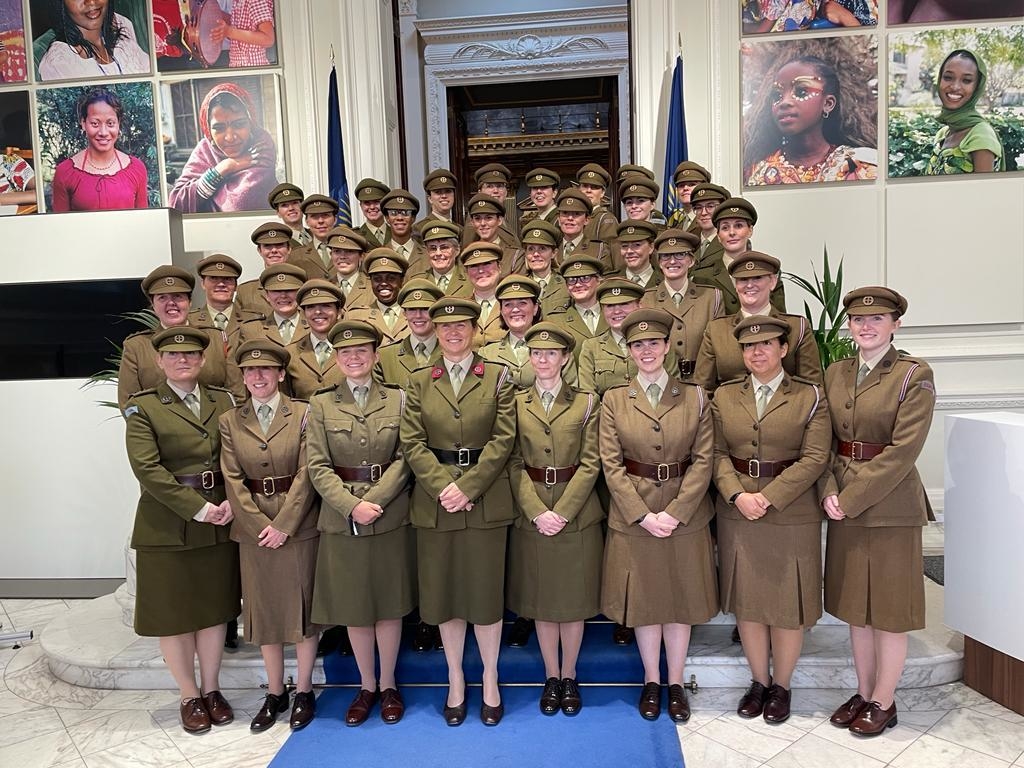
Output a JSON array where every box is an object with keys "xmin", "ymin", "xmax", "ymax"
[{"xmin": 269, "ymin": 685, "xmax": 685, "ymax": 768}]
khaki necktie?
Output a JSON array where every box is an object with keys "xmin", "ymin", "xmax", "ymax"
[
  {"xmin": 537, "ymin": 277, "xmax": 548, "ymax": 294},
  {"xmin": 672, "ymin": 292, "xmax": 683, "ymax": 307},
  {"xmin": 480, "ymin": 300, "xmax": 493, "ymax": 322},
  {"xmin": 214, "ymin": 312, "xmax": 227, "ymax": 331},
  {"xmin": 450, "ymin": 364, "xmax": 464, "ymax": 395},
  {"xmin": 630, "ymin": 274, "xmax": 643, "ymax": 285},
  {"xmin": 755, "ymin": 384, "xmax": 771, "ymax": 419},
  {"xmin": 541, "ymin": 390, "xmax": 554, "ymax": 413},
  {"xmin": 582, "ymin": 308, "xmax": 597, "ymax": 333},
  {"xmin": 514, "ymin": 339, "xmax": 528, "ymax": 365},
  {"xmin": 646, "ymin": 382, "xmax": 661, "ymax": 409},
  {"xmin": 437, "ymin": 274, "xmax": 450, "ymax": 292},
  {"xmin": 394, "ymin": 244, "xmax": 408, "ymax": 259},
  {"xmin": 319, "ymin": 243, "xmax": 331, "ymax": 269},
  {"xmin": 383, "ymin": 306, "xmax": 397, "ymax": 330},
  {"xmin": 564, "ymin": 242, "xmax": 575, "ymax": 258},
  {"xmin": 618, "ymin": 337, "xmax": 628, "ymax": 356},
  {"xmin": 279, "ymin": 317, "xmax": 295, "ymax": 344},
  {"xmin": 354, "ymin": 385, "xmax": 368, "ymax": 410},
  {"xmin": 340, "ymin": 278, "xmax": 352, "ymax": 296},
  {"xmin": 315, "ymin": 340, "xmax": 332, "ymax": 369},
  {"xmin": 856, "ymin": 363, "xmax": 870, "ymax": 388},
  {"xmin": 257, "ymin": 403, "xmax": 272, "ymax": 435},
  {"xmin": 183, "ymin": 392, "xmax": 200, "ymax": 418},
  {"xmin": 415, "ymin": 342, "xmax": 428, "ymax": 365}
]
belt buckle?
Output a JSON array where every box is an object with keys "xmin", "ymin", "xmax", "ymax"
[
  {"xmin": 656, "ymin": 463, "xmax": 670, "ymax": 482},
  {"xmin": 678, "ymin": 360, "xmax": 694, "ymax": 376},
  {"xmin": 747, "ymin": 459, "xmax": 760, "ymax": 479},
  {"xmin": 851, "ymin": 441, "xmax": 864, "ymax": 461},
  {"xmin": 261, "ymin": 477, "xmax": 276, "ymax": 496},
  {"xmin": 370, "ymin": 463, "xmax": 383, "ymax": 482},
  {"xmin": 201, "ymin": 470, "xmax": 216, "ymax": 490},
  {"xmin": 544, "ymin": 466, "xmax": 557, "ymax": 486},
  {"xmin": 457, "ymin": 448, "xmax": 471, "ymax": 467}
]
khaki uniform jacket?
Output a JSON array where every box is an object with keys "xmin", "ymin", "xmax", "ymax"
[
  {"xmin": 479, "ymin": 333, "xmax": 579, "ymax": 390},
  {"xmin": 286, "ymin": 334, "xmax": 343, "ymax": 399},
  {"xmin": 555, "ymin": 304, "xmax": 609, "ymax": 360},
  {"xmin": 694, "ymin": 310, "xmax": 822, "ymax": 395},
  {"xmin": 641, "ymin": 282, "xmax": 724, "ymax": 380},
  {"xmin": 287, "ymin": 241, "xmax": 335, "ymax": 282},
  {"xmin": 337, "ymin": 272, "xmax": 375, "ymax": 312},
  {"xmin": 406, "ymin": 263, "xmax": 473, "ymax": 298},
  {"xmin": 471, "ymin": 299, "xmax": 506, "ymax": 347},
  {"xmin": 356, "ymin": 222, "xmax": 390, "ymax": 249},
  {"xmin": 239, "ymin": 313, "xmax": 311, "ymax": 350},
  {"xmin": 393, "ymin": 241, "xmax": 428, "ymax": 275},
  {"xmin": 118, "ymin": 327, "xmax": 238, "ymax": 411},
  {"xmin": 509, "ymin": 386, "xmax": 603, "ymax": 531},
  {"xmin": 712, "ymin": 375, "xmax": 831, "ymax": 525},
  {"xmin": 188, "ymin": 303, "xmax": 258, "ymax": 358},
  {"xmin": 400, "ymin": 357, "xmax": 516, "ymax": 530},
  {"xmin": 533, "ymin": 272, "xmax": 572, "ymax": 317},
  {"xmin": 235, "ymin": 279, "xmax": 272, "ymax": 317},
  {"xmin": 583, "ymin": 206, "xmax": 619, "ymax": 248},
  {"xmin": 374, "ymin": 336, "xmax": 443, "ymax": 386},
  {"xmin": 577, "ymin": 331, "xmax": 679, "ymax": 396},
  {"xmin": 519, "ymin": 206, "xmax": 558, "ymax": 232},
  {"xmin": 689, "ymin": 237, "xmax": 786, "ymax": 316},
  {"xmin": 307, "ymin": 382, "xmax": 411, "ymax": 536},
  {"xmin": 125, "ymin": 382, "xmax": 235, "ymax": 550},
  {"xmin": 220, "ymin": 394, "xmax": 318, "ymax": 544},
  {"xmin": 343, "ymin": 303, "xmax": 410, "ymax": 347},
  {"xmin": 600, "ymin": 378, "xmax": 714, "ymax": 536},
  {"xmin": 818, "ymin": 348, "xmax": 935, "ymax": 527},
  {"xmin": 561, "ymin": 234, "xmax": 612, "ymax": 275}
]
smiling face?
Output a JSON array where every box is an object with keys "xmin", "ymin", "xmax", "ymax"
[
  {"xmin": 305, "ymin": 211, "xmax": 335, "ymax": 241},
  {"xmin": 530, "ymin": 186, "xmax": 556, "ymax": 210},
  {"xmin": 426, "ymin": 239, "xmax": 458, "ymax": 273},
  {"xmin": 428, "ymin": 188, "xmax": 455, "ymax": 216},
  {"xmin": 370, "ymin": 272, "xmax": 402, "ymax": 305},
  {"xmin": 848, "ymin": 313, "xmax": 900, "ymax": 357},
  {"xmin": 208, "ymin": 104, "xmax": 252, "ymax": 158},
  {"xmin": 156, "ymin": 350, "xmax": 205, "ymax": 388},
  {"xmin": 693, "ymin": 200, "xmax": 719, "ymax": 232},
  {"xmin": 65, "ymin": 0, "xmax": 108, "ymax": 34},
  {"xmin": 566, "ymin": 274, "xmax": 599, "ymax": 305},
  {"xmin": 385, "ymin": 208, "xmax": 414, "ymax": 238},
  {"xmin": 742, "ymin": 338, "xmax": 788, "ymax": 380},
  {"xmin": 467, "ymin": 259, "xmax": 501, "ymax": 294},
  {"xmin": 939, "ymin": 54, "xmax": 979, "ymax": 111},
  {"xmin": 470, "ymin": 212, "xmax": 501, "ymax": 242},
  {"xmin": 276, "ymin": 200, "xmax": 302, "ymax": 228},
  {"xmin": 151, "ymin": 292, "xmax": 190, "ymax": 327},
  {"xmin": 437, "ymin": 319, "xmax": 474, "ymax": 360},
  {"xmin": 676, "ymin": 180, "xmax": 699, "ymax": 205},
  {"xmin": 578, "ymin": 182, "xmax": 605, "ymax": 207},
  {"xmin": 558, "ymin": 209, "xmax": 587, "ymax": 239},
  {"xmin": 201, "ymin": 275, "xmax": 236, "ymax": 310},
  {"xmin": 404, "ymin": 307, "xmax": 433, "ymax": 338},
  {"xmin": 629, "ymin": 337, "xmax": 668, "ymax": 377},
  {"xmin": 479, "ymin": 181, "xmax": 507, "ymax": 203},
  {"xmin": 257, "ymin": 241, "xmax": 290, "ymax": 265},
  {"xmin": 717, "ymin": 218, "xmax": 753, "ymax": 255},
  {"xmin": 336, "ymin": 343, "xmax": 377, "ymax": 384},
  {"xmin": 81, "ymin": 100, "xmax": 119, "ymax": 155},
  {"xmin": 734, "ymin": 273, "xmax": 778, "ymax": 312},
  {"xmin": 525, "ymin": 244, "xmax": 555, "ymax": 276},
  {"xmin": 620, "ymin": 239, "xmax": 654, "ymax": 272},
  {"xmin": 603, "ymin": 299, "xmax": 639, "ymax": 331},
  {"xmin": 266, "ymin": 289, "xmax": 298, "ymax": 317},
  {"xmin": 242, "ymin": 365, "xmax": 284, "ymax": 401},
  {"xmin": 330, "ymin": 247, "xmax": 362, "ymax": 276},
  {"xmin": 500, "ymin": 298, "xmax": 537, "ymax": 336},
  {"xmin": 360, "ymin": 198, "xmax": 384, "ymax": 225},
  {"xmin": 770, "ymin": 61, "xmax": 835, "ymax": 139},
  {"xmin": 622, "ymin": 196, "xmax": 654, "ymax": 221},
  {"xmin": 302, "ymin": 302, "xmax": 339, "ymax": 336},
  {"xmin": 657, "ymin": 251, "xmax": 694, "ymax": 285}
]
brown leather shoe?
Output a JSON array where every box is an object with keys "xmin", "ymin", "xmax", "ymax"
[
  {"xmin": 180, "ymin": 696, "xmax": 211, "ymax": 733},
  {"xmin": 480, "ymin": 700, "xmax": 504, "ymax": 726},
  {"xmin": 290, "ymin": 690, "xmax": 316, "ymax": 730},
  {"xmin": 345, "ymin": 688, "xmax": 379, "ymax": 726},
  {"xmin": 250, "ymin": 691, "xmax": 289, "ymax": 732},
  {"xmin": 763, "ymin": 684, "xmax": 791, "ymax": 723},
  {"xmin": 638, "ymin": 682, "xmax": 661, "ymax": 720},
  {"xmin": 560, "ymin": 677, "xmax": 582, "ymax": 716},
  {"xmin": 737, "ymin": 679, "xmax": 770, "ymax": 718},
  {"xmin": 539, "ymin": 677, "xmax": 562, "ymax": 715},
  {"xmin": 380, "ymin": 688, "xmax": 404, "ymax": 724},
  {"xmin": 830, "ymin": 693, "xmax": 869, "ymax": 728},
  {"xmin": 613, "ymin": 624, "xmax": 635, "ymax": 645},
  {"xmin": 849, "ymin": 701, "xmax": 898, "ymax": 736},
  {"xmin": 202, "ymin": 690, "xmax": 234, "ymax": 725},
  {"xmin": 667, "ymin": 684, "xmax": 690, "ymax": 723}
]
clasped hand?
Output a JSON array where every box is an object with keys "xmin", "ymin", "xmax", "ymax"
[
  {"xmin": 439, "ymin": 482, "xmax": 472, "ymax": 513},
  {"xmin": 639, "ymin": 511, "xmax": 679, "ymax": 538},
  {"xmin": 351, "ymin": 500, "xmax": 384, "ymax": 526},
  {"xmin": 203, "ymin": 500, "xmax": 233, "ymax": 526},
  {"xmin": 822, "ymin": 494, "xmax": 846, "ymax": 520},
  {"xmin": 534, "ymin": 510, "xmax": 567, "ymax": 536},
  {"xmin": 257, "ymin": 525, "xmax": 288, "ymax": 549},
  {"xmin": 734, "ymin": 492, "xmax": 771, "ymax": 521}
]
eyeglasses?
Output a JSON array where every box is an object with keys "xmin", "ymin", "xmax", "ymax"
[
  {"xmin": 693, "ymin": 202, "xmax": 719, "ymax": 213},
  {"xmin": 566, "ymin": 275, "xmax": 597, "ymax": 286},
  {"xmin": 658, "ymin": 253, "xmax": 692, "ymax": 262}
]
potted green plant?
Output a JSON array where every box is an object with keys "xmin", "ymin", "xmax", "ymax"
[
  {"xmin": 83, "ymin": 309, "xmax": 159, "ymax": 409},
  {"xmin": 783, "ymin": 246, "xmax": 856, "ymax": 371}
]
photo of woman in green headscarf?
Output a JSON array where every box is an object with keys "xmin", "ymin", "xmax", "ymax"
[{"xmin": 924, "ymin": 49, "xmax": 1003, "ymax": 174}]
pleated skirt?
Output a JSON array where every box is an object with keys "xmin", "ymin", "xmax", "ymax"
[{"xmin": 239, "ymin": 536, "xmax": 321, "ymax": 646}]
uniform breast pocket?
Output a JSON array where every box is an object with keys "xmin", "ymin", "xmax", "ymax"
[
  {"xmin": 324, "ymin": 417, "xmax": 354, "ymax": 448},
  {"xmin": 373, "ymin": 415, "xmax": 400, "ymax": 447}
]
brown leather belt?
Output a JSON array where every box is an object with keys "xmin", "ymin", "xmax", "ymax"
[
  {"xmin": 244, "ymin": 475, "xmax": 295, "ymax": 496},
  {"xmin": 837, "ymin": 440, "xmax": 888, "ymax": 460},
  {"xmin": 730, "ymin": 456, "xmax": 796, "ymax": 479},
  {"xmin": 334, "ymin": 462, "xmax": 393, "ymax": 482},
  {"xmin": 524, "ymin": 464, "xmax": 579, "ymax": 485},
  {"xmin": 175, "ymin": 470, "xmax": 223, "ymax": 490},
  {"xmin": 430, "ymin": 447, "xmax": 484, "ymax": 466},
  {"xmin": 623, "ymin": 457, "xmax": 690, "ymax": 481},
  {"xmin": 677, "ymin": 359, "xmax": 696, "ymax": 377}
]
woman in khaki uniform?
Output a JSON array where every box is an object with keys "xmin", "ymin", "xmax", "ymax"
[
  {"xmin": 286, "ymin": 280, "xmax": 345, "ymax": 399},
  {"xmin": 711, "ymin": 316, "xmax": 831, "ymax": 724},
  {"xmin": 124, "ymin": 327, "xmax": 239, "ymax": 734},
  {"xmin": 577, "ymin": 278, "xmax": 645, "ymax": 395},
  {"xmin": 220, "ymin": 340, "xmax": 320, "ymax": 732},
  {"xmin": 821, "ymin": 288, "xmax": 935, "ymax": 737},
  {"xmin": 400, "ymin": 297, "xmax": 517, "ymax": 727},
  {"xmin": 600, "ymin": 308, "xmax": 718, "ymax": 723},
  {"xmin": 507, "ymin": 323, "xmax": 603, "ymax": 716},
  {"xmin": 694, "ymin": 252, "xmax": 822, "ymax": 395},
  {"xmin": 307, "ymin": 320, "xmax": 414, "ymax": 726}
]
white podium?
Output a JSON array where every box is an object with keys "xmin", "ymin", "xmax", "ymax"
[{"xmin": 944, "ymin": 412, "xmax": 1024, "ymax": 714}]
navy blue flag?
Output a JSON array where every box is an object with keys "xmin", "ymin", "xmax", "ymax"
[
  {"xmin": 661, "ymin": 55, "xmax": 689, "ymax": 216},
  {"xmin": 327, "ymin": 64, "xmax": 352, "ymax": 226}
]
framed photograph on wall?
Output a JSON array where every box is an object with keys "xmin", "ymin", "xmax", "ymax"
[
  {"xmin": 889, "ymin": 25, "xmax": 1024, "ymax": 177},
  {"xmin": 0, "ymin": 0, "xmax": 28, "ymax": 84},
  {"xmin": 741, "ymin": 35, "xmax": 879, "ymax": 186},
  {"xmin": 31, "ymin": 0, "xmax": 152, "ymax": 83},
  {"xmin": 0, "ymin": 90, "xmax": 37, "ymax": 215},
  {"xmin": 888, "ymin": 1, "xmax": 1024, "ymax": 25},
  {"xmin": 154, "ymin": 0, "xmax": 278, "ymax": 73},
  {"xmin": 161, "ymin": 73, "xmax": 285, "ymax": 214},
  {"xmin": 741, "ymin": 1, "xmax": 878, "ymax": 35},
  {"xmin": 36, "ymin": 82, "xmax": 160, "ymax": 212}
]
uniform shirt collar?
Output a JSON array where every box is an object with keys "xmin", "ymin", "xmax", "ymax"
[
  {"xmin": 167, "ymin": 381, "xmax": 200, "ymax": 403},
  {"xmin": 860, "ymin": 344, "xmax": 893, "ymax": 372},
  {"xmin": 251, "ymin": 390, "xmax": 282, "ymax": 411},
  {"xmin": 637, "ymin": 369, "xmax": 670, "ymax": 393},
  {"xmin": 750, "ymin": 368, "xmax": 785, "ymax": 395}
]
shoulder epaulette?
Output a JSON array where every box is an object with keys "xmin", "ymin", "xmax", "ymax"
[
  {"xmin": 124, "ymin": 328, "xmax": 154, "ymax": 341},
  {"xmin": 898, "ymin": 362, "xmax": 921, "ymax": 403},
  {"xmin": 127, "ymin": 387, "xmax": 158, "ymax": 400},
  {"xmin": 312, "ymin": 384, "xmax": 338, "ymax": 396}
]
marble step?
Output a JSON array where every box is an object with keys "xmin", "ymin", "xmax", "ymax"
[{"xmin": 40, "ymin": 580, "xmax": 961, "ymax": 692}]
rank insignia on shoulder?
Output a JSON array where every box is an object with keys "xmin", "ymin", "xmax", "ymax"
[
  {"xmin": 160, "ymin": 395, "xmax": 173, "ymax": 404},
  {"xmin": 431, "ymin": 366, "xmax": 444, "ymax": 379},
  {"xmin": 123, "ymin": 405, "xmax": 139, "ymax": 418}
]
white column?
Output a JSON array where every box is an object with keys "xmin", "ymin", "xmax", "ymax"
[{"xmin": 398, "ymin": 0, "xmax": 429, "ymax": 192}]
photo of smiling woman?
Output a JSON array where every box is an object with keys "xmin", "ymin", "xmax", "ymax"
[{"xmin": 742, "ymin": 36, "xmax": 878, "ymax": 186}]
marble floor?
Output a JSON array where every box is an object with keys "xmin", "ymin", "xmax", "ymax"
[{"xmin": 3, "ymin": 583, "xmax": 1023, "ymax": 768}]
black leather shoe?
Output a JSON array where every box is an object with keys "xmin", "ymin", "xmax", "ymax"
[
  {"xmin": 289, "ymin": 691, "xmax": 316, "ymax": 731},
  {"xmin": 412, "ymin": 621, "xmax": 434, "ymax": 652},
  {"xmin": 667, "ymin": 684, "xmax": 690, "ymax": 723},
  {"xmin": 737, "ymin": 679, "xmax": 770, "ymax": 718},
  {"xmin": 539, "ymin": 677, "xmax": 561, "ymax": 715},
  {"xmin": 480, "ymin": 701, "xmax": 504, "ymax": 726},
  {"xmin": 506, "ymin": 617, "xmax": 534, "ymax": 647},
  {"xmin": 250, "ymin": 691, "xmax": 289, "ymax": 732},
  {"xmin": 317, "ymin": 626, "xmax": 343, "ymax": 657},
  {"xmin": 763, "ymin": 684, "xmax": 791, "ymax": 723},
  {"xmin": 560, "ymin": 677, "xmax": 582, "ymax": 716},
  {"xmin": 638, "ymin": 682, "xmax": 661, "ymax": 720},
  {"xmin": 613, "ymin": 624, "xmax": 635, "ymax": 645},
  {"xmin": 443, "ymin": 700, "xmax": 467, "ymax": 726}
]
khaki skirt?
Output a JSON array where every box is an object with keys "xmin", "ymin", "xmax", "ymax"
[
  {"xmin": 135, "ymin": 542, "xmax": 240, "ymax": 637},
  {"xmin": 718, "ymin": 516, "xmax": 822, "ymax": 629},
  {"xmin": 311, "ymin": 525, "xmax": 416, "ymax": 627},
  {"xmin": 507, "ymin": 522, "xmax": 603, "ymax": 623},
  {"xmin": 240, "ymin": 536, "xmax": 321, "ymax": 646},
  {"xmin": 825, "ymin": 522, "xmax": 925, "ymax": 633},
  {"xmin": 417, "ymin": 526, "xmax": 506, "ymax": 626},
  {"xmin": 601, "ymin": 526, "xmax": 719, "ymax": 627}
]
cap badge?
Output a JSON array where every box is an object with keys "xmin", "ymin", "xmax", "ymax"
[
  {"xmin": 626, "ymin": 226, "xmax": 635, "ymax": 235},
  {"xmin": 342, "ymin": 330, "xmax": 353, "ymax": 339},
  {"xmin": 251, "ymin": 349, "xmax": 262, "ymax": 358},
  {"xmin": 611, "ymin": 287, "xmax": 621, "ymax": 296},
  {"xmin": 174, "ymin": 334, "xmax": 185, "ymax": 343},
  {"xmin": 667, "ymin": 238, "xmax": 677, "ymax": 246},
  {"xmin": 439, "ymin": 176, "xmax": 447, "ymax": 183},
  {"xmin": 531, "ymin": 229, "xmax": 541, "ymax": 238},
  {"xmin": 510, "ymin": 284, "xmax": 520, "ymax": 292},
  {"xmin": 444, "ymin": 305, "xmax": 455, "ymax": 314},
  {"xmin": 862, "ymin": 295, "xmax": 875, "ymax": 305},
  {"xmin": 277, "ymin": 273, "xmax": 287, "ymax": 282},
  {"xmin": 730, "ymin": 207, "xmax": 739, "ymax": 213},
  {"xmin": 745, "ymin": 261, "xmax": 755, "ymax": 270},
  {"xmin": 586, "ymin": 171, "xmax": 595, "ymax": 178},
  {"xmin": 215, "ymin": 262, "xmax": 225, "ymax": 270},
  {"xmin": 638, "ymin": 322, "xmax": 649, "ymax": 331},
  {"xmin": 750, "ymin": 324, "xmax": 760, "ymax": 334},
  {"xmin": 379, "ymin": 258, "xmax": 390, "ymax": 266},
  {"xmin": 310, "ymin": 287, "xmax": 321, "ymax": 297},
  {"xmin": 396, "ymin": 196, "xmax": 405, "ymax": 203},
  {"xmin": 473, "ymin": 250, "xmax": 481, "ymax": 258},
  {"xmin": 268, "ymin": 229, "xmax": 278, "ymax": 237},
  {"xmin": 539, "ymin": 330, "xmax": 550, "ymax": 340},
  {"xmin": 283, "ymin": 190, "xmax": 293, "ymax": 196},
  {"xmin": 412, "ymin": 290, "xmax": 423, "ymax": 300},
  {"xmin": 430, "ymin": 227, "xmax": 440, "ymax": 234},
  {"xmin": 477, "ymin": 201, "xmax": 486, "ymax": 208},
  {"xmin": 629, "ymin": 184, "xmax": 638, "ymax": 192},
  {"xmin": 535, "ymin": 174, "xmax": 543, "ymax": 181},
  {"xmin": 164, "ymin": 277, "xmax": 175, "ymax": 286}
]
